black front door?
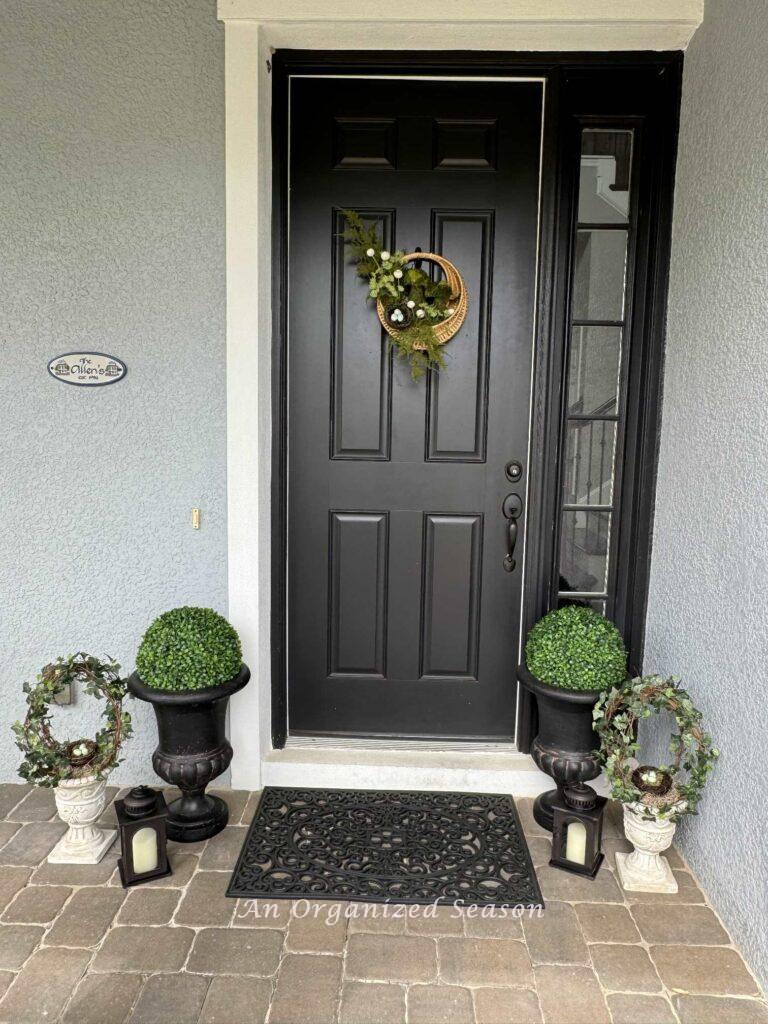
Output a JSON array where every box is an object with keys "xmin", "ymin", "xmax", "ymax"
[{"xmin": 287, "ymin": 77, "xmax": 542, "ymax": 739}]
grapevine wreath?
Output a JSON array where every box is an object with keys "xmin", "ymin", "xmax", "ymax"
[
  {"xmin": 342, "ymin": 210, "xmax": 468, "ymax": 379},
  {"xmin": 13, "ymin": 654, "xmax": 132, "ymax": 787},
  {"xmin": 593, "ymin": 674, "xmax": 718, "ymax": 822}
]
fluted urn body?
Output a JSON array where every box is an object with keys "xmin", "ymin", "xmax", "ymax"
[
  {"xmin": 517, "ymin": 661, "xmax": 602, "ymax": 832},
  {"xmin": 128, "ymin": 665, "xmax": 250, "ymax": 842}
]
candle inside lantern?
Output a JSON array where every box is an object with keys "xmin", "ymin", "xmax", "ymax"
[
  {"xmin": 565, "ymin": 820, "xmax": 587, "ymax": 865},
  {"xmin": 132, "ymin": 826, "xmax": 159, "ymax": 874}
]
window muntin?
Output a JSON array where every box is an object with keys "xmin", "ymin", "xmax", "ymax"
[{"xmin": 556, "ymin": 127, "xmax": 635, "ymax": 614}]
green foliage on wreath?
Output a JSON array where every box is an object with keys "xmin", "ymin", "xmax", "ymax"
[
  {"xmin": 136, "ymin": 606, "xmax": 242, "ymax": 692},
  {"xmin": 525, "ymin": 605, "xmax": 627, "ymax": 692},
  {"xmin": 593, "ymin": 675, "xmax": 719, "ymax": 822},
  {"xmin": 12, "ymin": 654, "xmax": 132, "ymax": 787},
  {"xmin": 341, "ymin": 210, "xmax": 454, "ymax": 379}
]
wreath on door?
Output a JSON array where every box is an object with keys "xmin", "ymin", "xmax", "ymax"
[{"xmin": 342, "ymin": 211, "xmax": 468, "ymax": 379}]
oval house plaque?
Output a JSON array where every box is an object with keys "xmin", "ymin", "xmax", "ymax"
[{"xmin": 48, "ymin": 352, "xmax": 127, "ymax": 387}]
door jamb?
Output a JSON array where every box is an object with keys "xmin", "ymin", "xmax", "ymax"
[{"xmin": 270, "ymin": 50, "xmax": 683, "ymax": 751}]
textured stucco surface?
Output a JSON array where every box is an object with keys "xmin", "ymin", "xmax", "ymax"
[
  {"xmin": 0, "ymin": 0, "xmax": 226, "ymax": 783},
  {"xmin": 644, "ymin": 0, "xmax": 768, "ymax": 992}
]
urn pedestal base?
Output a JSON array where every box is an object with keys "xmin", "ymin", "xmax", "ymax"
[
  {"xmin": 616, "ymin": 804, "xmax": 678, "ymax": 893},
  {"xmin": 49, "ymin": 827, "xmax": 116, "ymax": 864},
  {"xmin": 615, "ymin": 850, "xmax": 677, "ymax": 893},
  {"xmin": 49, "ymin": 776, "xmax": 116, "ymax": 865},
  {"xmin": 166, "ymin": 793, "xmax": 228, "ymax": 843},
  {"xmin": 533, "ymin": 788, "xmax": 562, "ymax": 832}
]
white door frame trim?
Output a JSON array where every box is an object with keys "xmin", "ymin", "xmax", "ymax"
[{"xmin": 218, "ymin": 4, "xmax": 702, "ymax": 791}]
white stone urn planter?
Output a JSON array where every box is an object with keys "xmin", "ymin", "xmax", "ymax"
[
  {"xmin": 48, "ymin": 775, "xmax": 116, "ymax": 864},
  {"xmin": 615, "ymin": 802, "xmax": 678, "ymax": 893}
]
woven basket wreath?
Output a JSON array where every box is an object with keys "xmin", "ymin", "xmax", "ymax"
[
  {"xmin": 376, "ymin": 252, "xmax": 468, "ymax": 346},
  {"xmin": 342, "ymin": 211, "xmax": 469, "ymax": 379}
]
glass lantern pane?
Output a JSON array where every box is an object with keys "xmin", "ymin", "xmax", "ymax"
[
  {"xmin": 562, "ymin": 420, "xmax": 617, "ymax": 506},
  {"xmin": 568, "ymin": 326, "xmax": 622, "ymax": 415},
  {"xmin": 132, "ymin": 826, "xmax": 159, "ymax": 874},
  {"xmin": 572, "ymin": 230, "xmax": 627, "ymax": 322},
  {"xmin": 578, "ymin": 129, "xmax": 634, "ymax": 224},
  {"xmin": 558, "ymin": 510, "xmax": 611, "ymax": 593}
]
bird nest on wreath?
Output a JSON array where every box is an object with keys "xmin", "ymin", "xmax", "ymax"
[{"xmin": 342, "ymin": 210, "xmax": 468, "ymax": 379}]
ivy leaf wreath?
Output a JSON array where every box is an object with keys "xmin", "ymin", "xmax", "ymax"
[
  {"xmin": 342, "ymin": 210, "xmax": 457, "ymax": 380},
  {"xmin": 12, "ymin": 654, "xmax": 133, "ymax": 787},
  {"xmin": 593, "ymin": 674, "xmax": 719, "ymax": 823}
]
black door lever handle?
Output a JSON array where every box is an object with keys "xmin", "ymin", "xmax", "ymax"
[
  {"xmin": 503, "ymin": 519, "xmax": 518, "ymax": 572},
  {"xmin": 502, "ymin": 493, "xmax": 522, "ymax": 572}
]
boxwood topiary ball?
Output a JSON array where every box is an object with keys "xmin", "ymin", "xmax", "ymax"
[
  {"xmin": 525, "ymin": 605, "xmax": 626, "ymax": 692},
  {"xmin": 136, "ymin": 606, "xmax": 242, "ymax": 692}
]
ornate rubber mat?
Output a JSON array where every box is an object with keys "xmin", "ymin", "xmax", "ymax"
[{"xmin": 227, "ymin": 786, "xmax": 543, "ymax": 907}]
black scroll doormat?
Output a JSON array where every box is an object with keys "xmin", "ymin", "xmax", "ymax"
[{"xmin": 227, "ymin": 786, "xmax": 543, "ymax": 908}]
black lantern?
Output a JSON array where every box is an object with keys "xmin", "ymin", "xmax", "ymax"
[
  {"xmin": 550, "ymin": 783, "xmax": 606, "ymax": 877},
  {"xmin": 116, "ymin": 787, "xmax": 172, "ymax": 887}
]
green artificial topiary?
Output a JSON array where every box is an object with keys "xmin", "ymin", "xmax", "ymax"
[
  {"xmin": 136, "ymin": 607, "xmax": 242, "ymax": 692},
  {"xmin": 525, "ymin": 605, "xmax": 627, "ymax": 693}
]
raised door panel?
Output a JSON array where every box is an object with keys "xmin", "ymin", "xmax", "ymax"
[
  {"xmin": 420, "ymin": 513, "xmax": 483, "ymax": 679},
  {"xmin": 328, "ymin": 511, "xmax": 389, "ymax": 678},
  {"xmin": 333, "ymin": 117, "xmax": 398, "ymax": 169},
  {"xmin": 426, "ymin": 212, "xmax": 494, "ymax": 462},
  {"xmin": 331, "ymin": 209, "xmax": 393, "ymax": 460}
]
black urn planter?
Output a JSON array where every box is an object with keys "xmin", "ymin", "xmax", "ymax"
[
  {"xmin": 127, "ymin": 665, "xmax": 250, "ymax": 843},
  {"xmin": 517, "ymin": 661, "xmax": 602, "ymax": 832}
]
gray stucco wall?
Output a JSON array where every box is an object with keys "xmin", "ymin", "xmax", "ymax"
[
  {"xmin": 0, "ymin": 0, "xmax": 226, "ymax": 784},
  {"xmin": 644, "ymin": 0, "xmax": 768, "ymax": 991},
  {"xmin": 2, "ymin": 0, "xmax": 767, "ymax": 987}
]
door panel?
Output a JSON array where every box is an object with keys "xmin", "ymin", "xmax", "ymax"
[
  {"xmin": 287, "ymin": 78, "xmax": 542, "ymax": 739},
  {"xmin": 328, "ymin": 511, "xmax": 389, "ymax": 678},
  {"xmin": 420, "ymin": 513, "xmax": 483, "ymax": 679},
  {"xmin": 427, "ymin": 212, "xmax": 494, "ymax": 461},
  {"xmin": 330, "ymin": 209, "xmax": 394, "ymax": 460}
]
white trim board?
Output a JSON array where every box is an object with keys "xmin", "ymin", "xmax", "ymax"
[
  {"xmin": 218, "ymin": 1, "xmax": 703, "ymax": 52},
  {"xmin": 220, "ymin": 8, "xmax": 702, "ymax": 793}
]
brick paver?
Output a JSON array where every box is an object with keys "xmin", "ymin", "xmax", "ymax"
[{"xmin": 0, "ymin": 784, "xmax": 761, "ymax": 1023}]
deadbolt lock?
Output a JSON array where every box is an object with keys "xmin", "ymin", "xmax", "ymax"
[{"xmin": 505, "ymin": 460, "xmax": 523, "ymax": 482}]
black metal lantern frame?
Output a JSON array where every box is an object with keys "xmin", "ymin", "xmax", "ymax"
[
  {"xmin": 550, "ymin": 784, "xmax": 607, "ymax": 878},
  {"xmin": 116, "ymin": 787, "xmax": 173, "ymax": 887}
]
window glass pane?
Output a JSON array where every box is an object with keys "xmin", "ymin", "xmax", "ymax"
[
  {"xmin": 563, "ymin": 420, "xmax": 617, "ymax": 506},
  {"xmin": 558, "ymin": 596, "xmax": 606, "ymax": 615},
  {"xmin": 568, "ymin": 326, "xmax": 622, "ymax": 416},
  {"xmin": 573, "ymin": 230, "xmax": 627, "ymax": 321},
  {"xmin": 579, "ymin": 130, "xmax": 633, "ymax": 224},
  {"xmin": 559, "ymin": 510, "xmax": 611, "ymax": 593}
]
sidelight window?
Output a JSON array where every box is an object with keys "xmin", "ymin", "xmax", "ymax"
[{"xmin": 557, "ymin": 129, "xmax": 635, "ymax": 614}]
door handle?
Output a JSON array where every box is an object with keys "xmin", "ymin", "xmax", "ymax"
[
  {"xmin": 502, "ymin": 493, "xmax": 523, "ymax": 573},
  {"xmin": 503, "ymin": 519, "xmax": 518, "ymax": 573}
]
